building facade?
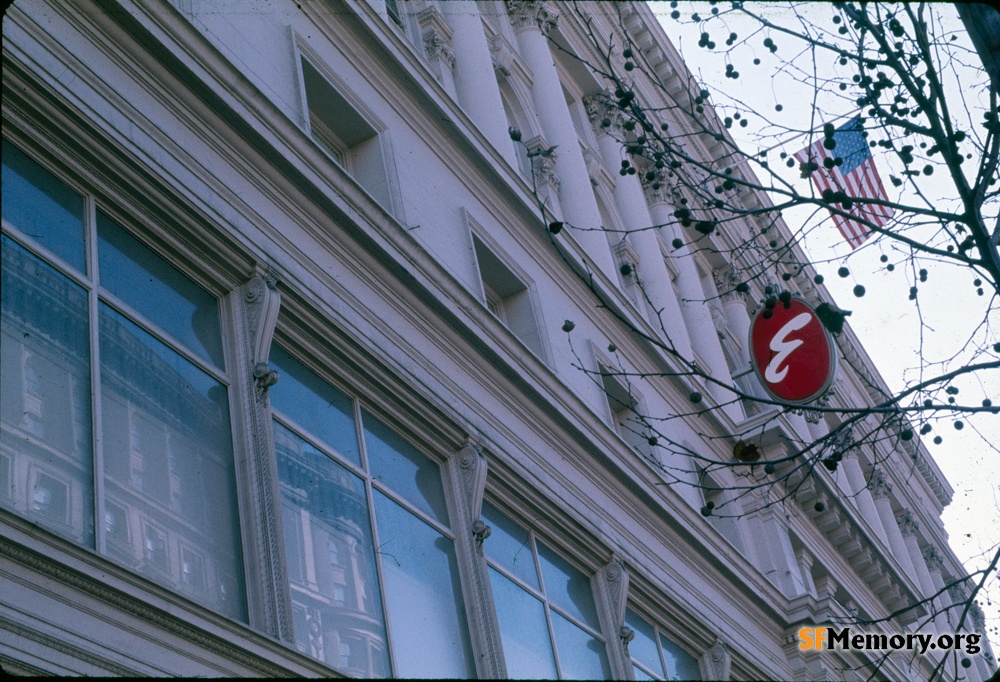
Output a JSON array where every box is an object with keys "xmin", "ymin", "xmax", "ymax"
[{"xmin": 0, "ymin": 0, "xmax": 993, "ymax": 679}]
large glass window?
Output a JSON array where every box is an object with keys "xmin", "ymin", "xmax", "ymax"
[
  {"xmin": 481, "ymin": 501, "xmax": 611, "ymax": 680},
  {"xmin": 0, "ymin": 139, "xmax": 246, "ymax": 621},
  {"xmin": 269, "ymin": 345, "xmax": 475, "ymax": 678},
  {"xmin": 625, "ymin": 608, "xmax": 702, "ymax": 681}
]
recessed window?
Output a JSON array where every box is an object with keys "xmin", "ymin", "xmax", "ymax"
[
  {"xmin": 699, "ymin": 476, "xmax": 746, "ymax": 553},
  {"xmin": 300, "ymin": 57, "xmax": 393, "ymax": 210},
  {"xmin": 384, "ymin": 0, "xmax": 403, "ymax": 27},
  {"xmin": 472, "ymin": 234, "xmax": 545, "ymax": 358},
  {"xmin": 600, "ymin": 368, "xmax": 653, "ymax": 458}
]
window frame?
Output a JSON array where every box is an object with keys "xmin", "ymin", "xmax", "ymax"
[
  {"xmin": 480, "ymin": 497, "xmax": 614, "ymax": 679},
  {"xmin": 266, "ymin": 333, "xmax": 478, "ymax": 677},
  {"xmin": 1, "ymin": 133, "xmax": 255, "ymax": 626}
]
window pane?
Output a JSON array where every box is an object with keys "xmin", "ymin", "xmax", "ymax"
[
  {"xmin": 274, "ymin": 421, "xmax": 390, "ymax": 678},
  {"xmin": 97, "ymin": 212, "xmax": 224, "ymax": 368},
  {"xmin": 0, "ymin": 236, "xmax": 93, "ymax": 546},
  {"xmin": 1, "ymin": 139, "xmax": 86, "ymax": 272},
  {"xmin": 551, "ymin": 610, "xmax": 611, "ymax": 680},
  {"xmin": 373, "ymin": 491, "xmax": 473, "ymax": 678},
  {"xmin": 660, "ymin": 634, "xmax": 701, "ymax": 681},
  {"xmin": 634, "ymin": 664, "xmax": 657, "ymax": 681},
  {"xmin": 625, "ymin": 609, "xmax": 665, "ymax": 678},
  {"xmin": 270, "ymin": 345, "xmax": 359, "ymax": 466},
  {"xmin": 99, "ymin": 304, "xmax": 245, "ymax": 621},
  {"xmin": 489, "ymin": 567, "xmax": 557, "ymax": 679},
  {"xmin": 481, "ymin": 501, "xmax": 539, "ymax": 590},
  {"xmin": 537, "ymin": 542, "xmax": 601, "ymax": 630},
  {"xmin": 363, "ymin": 411, "xmax": 448, "ymax": 525}
]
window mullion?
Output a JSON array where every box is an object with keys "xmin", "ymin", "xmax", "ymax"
[
  {"xmin": 87, "ymin": 195, "xmax": 106, "ymax": 556},
  {"xmin": 357, "ymin": 399, "xmax": 399, "ymax": 678},
  {"xmin": 543, "ymin": 600, "xmax": 565, "ymax": 679}
]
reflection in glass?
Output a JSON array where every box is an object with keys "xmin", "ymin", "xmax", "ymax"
[
  {"xmin": 0, "ymin": 237, "xmax": 93, "ymax": 546},
  {"xmin": 374, "ymin": 491, "xmax": 474, "ymax": 679},
  {"xmin": 660, "ymin": 633, "xmax": 701, "ymax": 681},
  {"xmin": 489, "ymin": 567, "xmax": 557, "ymax": 679},
  {"xmin": 269, "ymin": 345, "xmax": 359, "ymax": 465},
  {"xmin": 625, "ymin": 608, "xmax": 663, "ymax": 677},
  {"xmin": 633, "ymin": 664, "xmax": 656, "ymax": 681},
  {"xmin": 2, "ymin": 139, "xmax": 86, "ymax": 272},
  {"xmin": 624, "ymin": 608, "xmax": 702, "ymax": 681},
  {"xmin": 99, "ymin": 304, "xmax": 245, "ymax": 621},
  {"xmin": 363, "ymin": 411, "xmax": 449, "ymax": 525},
  {"xmin": 551, "ymin": 610, "xmax": 611, "ymax": 680},
  {"xmin": 274, "ymin": 421, "xmax": 390, "ymax": 677},
  {"xmin": 97, "ymin": 212, "xmax": 224, "ymax": 368},
  {"xmin": 481, "ymin": 501, "xmax": 538, "ymax": 590},
  {"xmin": 538, "ymin": 542, "xmax": 601, "ymax": 630}
]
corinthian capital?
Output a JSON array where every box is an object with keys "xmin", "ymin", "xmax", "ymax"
[
  {"xmin": 506, "ymin": 1, "xmax": 559, "ymax": 35},
  {"xmin": 896, "ymin": 509, "xmax": 919, "ymax": 538},
  {"xmin": 583, "ymin": 93, "xmax": 626, "ymax": 136},
  {"xmin": 868, "ymin": 468, "xmax": 892, "ymax": 500}
]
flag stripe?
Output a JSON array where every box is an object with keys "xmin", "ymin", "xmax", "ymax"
[{"xmin": 794, "ymin": 118, "xmax": 894, "ymax": 249}]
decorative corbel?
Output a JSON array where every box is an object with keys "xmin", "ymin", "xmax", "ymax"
[
  {"xmin": 242, "ymin": 272, "xmax": 280, "ymax": 397},
  {"xmin": 526, "ymin": 135, "xmax": 561, "ymax": 197},
  {"xmin": 442, "ymin": 438, "xmax": 505, "ymax": 677},
  {"xmin": 592, "ymin": 555, "xmax": 632, "ymax": 677},
  {"xmin": 488, "ymin": 34, "xmax": 514, "ymax": 80},
  {"xmin": 701, "ymin": 638, "xmax": 732, "ymax": 680}
]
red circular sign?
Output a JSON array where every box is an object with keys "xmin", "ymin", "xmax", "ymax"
[{"xmin": 749, "ymin": 296, "xmax": 837, "ymax": 404}]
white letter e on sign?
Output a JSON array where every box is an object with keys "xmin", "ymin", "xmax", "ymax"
[{"xmin": 764, "ymin": 313, "xmax": 812, "ymax": 384}]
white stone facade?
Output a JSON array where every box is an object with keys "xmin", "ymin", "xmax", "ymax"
[{"xmin": 0, "ymin": 0, "xmax": 993, "ymax": 679}]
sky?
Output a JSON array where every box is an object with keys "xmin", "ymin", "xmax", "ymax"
[{"xmin": 648, "ymin": 0, "xmax": 1000, "ymax": 644}]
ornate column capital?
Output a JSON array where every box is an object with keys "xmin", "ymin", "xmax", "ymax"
[
  {"xmin": 869, "ymin": 468, "xmax": 892, "ymax": 500},
  {"xmin": 922, "ymin": 547, "xmax": 944, "ymax": 574},
  {"xmin": 712, "ymin": 266, "xmax": 750, "ymax": 305},
  {"xmin": 423, "ymin": 30, "xmax": 456, "ymax": 70},
  {"xmin": 948, "ymin": 582, "xmax": 968, "ymax": 605},
  {"xmin": 583, "ymin": 93, "xmax": 627, "ymax": 137},
  {"xmin": 640, "ymin": 169, "xmax": 674, "ymax": 206},
  {"xmin": 506, "ymin": 0, "xmax": 559, "ymax": 35},
  {"xmin": 896, "ymin": 509, "xmax": 919, "ymax": 538}
]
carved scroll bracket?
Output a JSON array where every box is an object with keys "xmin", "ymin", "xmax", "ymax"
[{"xmin": 242, "ymin": 272, "xmax": 280, "ymax": 397}]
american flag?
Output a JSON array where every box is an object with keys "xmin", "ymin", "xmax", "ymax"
[{"xmin": 794, "ymin": 116, "xmax": 894, "ymax": 249}]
